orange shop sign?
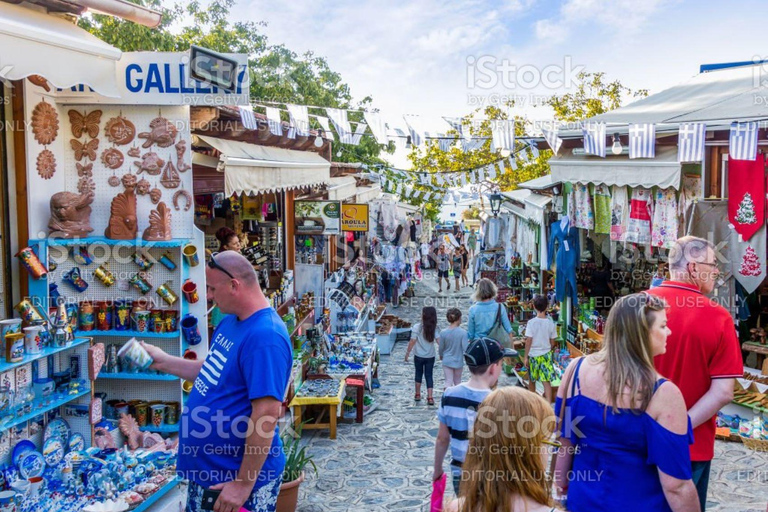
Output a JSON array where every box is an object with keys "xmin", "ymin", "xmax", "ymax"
[{"xmin": 341, "ymin": 204, "xmax": 369, "ymax": 232}]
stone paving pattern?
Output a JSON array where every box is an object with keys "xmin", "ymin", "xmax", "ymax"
[{"xmin": 297, "ymin": 271, "xmax": 768, "ymax": 512}]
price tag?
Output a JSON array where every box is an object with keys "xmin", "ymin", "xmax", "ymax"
[{"xmin": 564, "ymin": 240, "xmax": 570, "ymax": 252}]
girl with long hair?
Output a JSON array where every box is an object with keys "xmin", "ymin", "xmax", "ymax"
[
  {"xmin": 447, "ymin": 386, "xmax": 556, "ymax": 512},
  {"xmin": 554, "ymin": 293, "xmax": 699, "ymax": 512},
  {"xmin": 405, "ymin": 306, "xmax": 439, "ymax": 405}
]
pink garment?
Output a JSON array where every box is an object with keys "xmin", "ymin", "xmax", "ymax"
[
  {"xmin": 610, "ymin": 186, "xmax": 628, "ymax": 242},
  {"xmin": 572, "ymin": 183, "xmax": 595, "ymax": 230},
  {"xmin": 651, "ymin": 188, "xmax": 679, "ymax": 249},
  {"xmin": 431, "ymin": 472, "xmax": 447, "ymax": 512},
  {"xmin": 625, "ymin": 188, "xmax": 653, "ymax": 245}
]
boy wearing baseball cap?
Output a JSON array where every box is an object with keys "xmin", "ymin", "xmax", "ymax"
[{"xmin": 433, "ymin": 337, "xmax": 516, "ymax": 495}]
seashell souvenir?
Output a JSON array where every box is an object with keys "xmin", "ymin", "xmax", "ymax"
[
  {"xmin": 139, "ymin": 116, "xmax": 177, "ymax": 148},
  {"xmin": 104, "ymin": 116, "xmax": 136, "ymax": 145},
  {"xmin": 173, "ymin": 189, "xmax": 192, "ymax": 211},
  {"xmin": 77, "ymin": 162, "xmax": 93, "ymax": 177},
  {"xmin": 68, "ymin": 109, "xmax": 101, "ymax": 138},
  {"xmin": 142, "ymin": 202, "xmax": 172, "ymax": 241},
  {"xmin": 136, "ymin": 178, "xmax": 151, "ymax": 195},
  {"xmin": 149, "ymin": 187, "xmax": 162, "ymax": 205},
  {"xmin": 71, "ymin": 138, "xmax": 99, "ymax": 161},
  {"xmin": 78, "ymin": 177, "xmax": 95, "ymax": 195},
  {"xmin": 134, "ymin": 152, "xmax": 165, "ymax": 175},
  {"xmin": 101, "ymin": 148, "xmax": 124, "ymax": 169},
  {"xmin": 160, "ymin": 159, "xmax": 180, "ymax": 189},
  {"xmin": 127, "ymin": 146, "xmax": 141, "ymax": 158},
  {"xmin": 105, "ymin": 190, "xmax": 137, "ymax": 240},
  {"xmin": 31, "ymin": 101, "xmax": 59, "ymax": 145},
  {"xmin": 37, "ymin": 149, "xmax": 56, "ymax": 179}
]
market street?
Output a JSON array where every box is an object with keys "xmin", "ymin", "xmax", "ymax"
[{"xmin": 297, "ymin": 271, "xmax": 768, "ymax": 512}]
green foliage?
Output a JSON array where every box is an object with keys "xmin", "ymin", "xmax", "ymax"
[
  {"xmin": 281, "ymin": 423, "xmax": 317, "ymax": 483},
  {"xmin": 546, "ymin": 71, "xmax": 648, "ymax": 122},
  {"xmin": 78, "ymin": 0, "xmax": 388, "ymax": 165},
  {"xmin": 462, "ymin": 206, "xmax": 481, "ymax": 220}
]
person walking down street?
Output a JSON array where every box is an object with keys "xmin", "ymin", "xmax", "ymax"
[
  {"xmin": 437, "ymin": 246, "xmax": 451, "ymax": 293},
  {"xmin": 460, "ymin": 245, "xmax": 469, "ymax": 288},
  {"xmin": 446, "ymin": 386, "xmax": 557, "ymax": 512},
  {"xmin": 524, "ymin": 294, "xmax": 557, "ymax": 403},
  {"xmin": 467, "ymin": 279, "xmax": 516, "ymax": 350},
  {"xmin": 143, "ymin": 251, "xmax": 292, "ymax": 512},
  {"xmin": 405, "ymin": 306, "xmax": 439, "ymax": 405},
  {"xmin": 466, "ymin": 228, "xmax": 477, "ymax": 259},
  {"xmin": 648, "ymin": 236, "xmax": 742, "ymax": 511},
  {"xmin": 452, "ymin": 248, "xmax": 463, "ymax": 293},
  {"xmin": 433, "ymin": 337, "xmax": 515, "ymax": 496},
  {"xmin": 554, "ymin": 293, "xmax": 699, "ymax": 512},
  {"xmin": 439, "ymin": 308, "xmax": 469, "ymax": 388}
]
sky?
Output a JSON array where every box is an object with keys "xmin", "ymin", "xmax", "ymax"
[{"xmin": 230, "ymin": 0, "xmax": 768, "ymax": 164}]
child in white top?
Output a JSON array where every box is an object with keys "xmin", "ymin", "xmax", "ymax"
[{"xmin": 523, "ymin": 294, "xmax": 557, "ymax": 403}]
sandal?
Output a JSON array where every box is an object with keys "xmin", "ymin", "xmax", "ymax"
[
  {"xmin": 427, "ymin": 397, "xmax": 435, "ymax": 406},
  {"xmin": 415, "ymin": 393, "xmax": 421, "ymax": 402}
]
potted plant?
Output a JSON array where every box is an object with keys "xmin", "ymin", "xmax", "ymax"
[{"xmin": 276, "ymin": 425, "xmax": 317, "ymax": 512}]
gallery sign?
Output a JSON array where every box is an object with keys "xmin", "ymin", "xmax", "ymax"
[{"xmin": 341, "ymin": 204, "xmax": 369, "ymax": 232}]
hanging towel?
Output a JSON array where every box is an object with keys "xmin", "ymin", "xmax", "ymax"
[
  {"xmin": 593, "ymin": 184, "xmax": 612, "ymax": 234},
  {"xmin": 610, "ymin": 185, "xmax": 628, "ymax": 242},
  {"xmin": 572, "ymin": 183, "xmax": 594, "ymax": 230},
  {"xmin": 625, "ymin": 187, "xmax": 653, "ymax": 245},
  {"xmin": 265, "ymin": 107, "xmax": 283, "ymax": 136},
  {"xmin": 651, "ymin": 188, "xmax": 679, "ymax": 249}
]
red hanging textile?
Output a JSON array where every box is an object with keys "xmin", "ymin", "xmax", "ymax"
[{"xmin": 728, "ymin": 153, "xmax": 765, "ymax": 242}]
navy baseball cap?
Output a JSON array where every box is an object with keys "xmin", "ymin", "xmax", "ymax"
[{"xmin": 464, "ymin": 337, "xmax": 518, "ymax": 367}]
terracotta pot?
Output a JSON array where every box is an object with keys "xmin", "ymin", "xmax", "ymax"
[{"xmin": 276, "ymin": 472, "xmax": 305, "ymax": 512}]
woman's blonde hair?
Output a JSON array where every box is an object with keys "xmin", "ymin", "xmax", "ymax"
[
  {"xmin": 592, "ymin": 292, "xmax": 667, "ymax": 413},
  {"xmin": 459, "ymin": 387, "xmax": 555, "ymax": 512},
  {"xmin": 473, "ymin": 278, "xmax": 498, "ymax": 302}
]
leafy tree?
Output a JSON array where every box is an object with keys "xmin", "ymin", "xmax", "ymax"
[
  {"xmin": 462, "ymin": 206, "xmax": 481, "ymax": 220},
  {"xmin": 79, "ymin": 0, "xmax": 388, "ymax": 165},
  {"xmin": 547, "ymin": 71, "xmax": 648, "ymax": 122}
]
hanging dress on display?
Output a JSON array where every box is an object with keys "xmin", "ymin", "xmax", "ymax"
[
  {"xmin": 548, "ymin": 217, "xmax": 580, "ymax": 302},
  {"xmin": 678, "ymin": 174, "xmax": 702, "ymax": 232},
  {"xmin": 625, "ymin": 188, "xmax": 653, "ymax": 245},
  {"xmin": 572, "ymin": 183, "xmax": 595, "ymax": 230},
  {"xmin": 610, "ymin": 185, "xmax": 629, "ymax": 242},
  {"xmin": 594, "ymin": 184, "xmax": 612, "ymax": 234},
  {"xmin": 651, "ymin": 188, "xmax": 679, "ymax": 249}
]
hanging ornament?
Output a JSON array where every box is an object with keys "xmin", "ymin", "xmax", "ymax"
[
  {"xmin": 36, "ymin": 149, "xmax": 56, "ymax": 179},
  {"xmin": 160, "ymin": 159, "xmax": 180, "ymax": 189},
  {"xmin": 134, "ymin": 152, "xmax": 165, "ymax": 175},
  {"xmin": 104, "ymin": 115, "xmax": 136, "ymax": 145},
  {"xmin": 31, "ymin": 101, "xmax": 59, "ymax": 145},
  {"xmin": 173, "ymin": 189, "xmax": 192, "ymax": 211},
  {"xmin": 139, "ymin": 116, "xmax": 178, "ymax": 148},
  {"xmin": 77, "ymin": 177, "xmax": 95, "ymax": 195},
  {"xmin": 68, "ymin": 110, "xmax": 102, "ymax": 138},
  {"xmin": 76, "ymin": 163, "xmax": 93, "ymax": 178},
  {"xmin": 175, "ymin": 140, "xmax": 191, "ymax": 172},
  {"xmin": 121, "ymin": 173, "xmax": 137, "ymax": 193},
  {"xmin": 108, "ymin": 169, "xmax": 120, "ymax": 187},
  {"xmin": 70, "ymin": 138, "xmax": 99, "ymax": 161},
  {"xmin": 149, "ymin": 187, "xmax": 162, "ymax": 205},
  {"xmin": 136, "ymin": 178, "xmax": 151, "ymax": 196},
  {"xmin": 101, "ymin": 148, "xmax": 124, "ymax": 169},
  {"xmin": 127, "ymin": 146, "xmax": 141, "ymax": 158}
]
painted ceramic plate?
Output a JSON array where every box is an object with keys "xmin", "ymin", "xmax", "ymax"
[
  {"xmin": 44, "ymin": 418, "xmax": 70, "ymax": 443},
  {"xmin": 68, "ymin": 433, "xmax": 85, "ymax": 453},
  {"xmin": 43, "ymin": 437, "xmax": 65, "ymax": 467},
  {"xmin": 12, "ymin": 440, "xmax": 35, "ymax": 467},
  {"xmin": 18, "ymin": 451, "xmax": 45, "ymax": 479}
]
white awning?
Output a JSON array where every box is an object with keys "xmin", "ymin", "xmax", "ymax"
[
  {"xmin": 327, "ymin": 177, "xmax": 357, "ymax": 201},
  {"xmin": 549, "ymin": 146, "xmax": 682, "ymax": 190},
  {"xmin": 354, "ymin": 185, "xmax": 381, "ymax": 204},
  {"xmin": 194, "ymin": 135, "xmax": 331, "ymax": 195},
  {"xmin": 0, "ymin": 2, "xmax": 121, "ymax": 97}
]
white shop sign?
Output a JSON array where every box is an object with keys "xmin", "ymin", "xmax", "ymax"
[{"xmin": 55, "ymin": 52, "xmax": 250, "ymax": 106}]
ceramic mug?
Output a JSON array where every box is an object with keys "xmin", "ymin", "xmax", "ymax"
[
  {"xmin": 114, "ymin": 300, "xmax": 132, "ymax": 331},
  {"xmin": 151, "ymin": 404, "xmax": 166, "ymax": 427},
  {"xmin": 164, "ymin": 310, "xmax": 179, "ymax": 333},
  {"xmin": 23, "ymin": 327, "xmax": 41, "ymax": 355},
  {"xmin": 0, "ymin": 319, "xmax": 22, "ymax": 340},
  {"xmin": 150, "ymin": 309, "xmax": 165, "ymax": 333},
  {"xmin": 182, "ymin": 280, "xmax": 199, "ymax": 304},
  {"xmin": 183, "ymin": 244, "xmax": 199, "ymax": 267},
  {"xmin": 180, "ymin": 315, "xmax": 202, "ymax": 346},
  {"xmin": 131, "ymin": 310, "xmax": 150, "ymax": 333},
  {"xmin": 117, "ymin": 338, "xmax": 154, "ymax": 371},
  {"xmin": 27, "ymin": 477, "xmax": 43, "ymax": 497}
]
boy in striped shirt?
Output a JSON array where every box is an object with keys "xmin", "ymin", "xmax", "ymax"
[{"xmin": 433, "ymin": 337, "xmax": 513, "ymax": 495}]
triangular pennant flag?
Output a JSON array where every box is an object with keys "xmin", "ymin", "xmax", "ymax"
[
  {"xmin": 362, "ymin": 111, "xmax": 389, "ymax": 144},
  {"xmin": 495, "ymin": 162, "xmax": 503, "ymax": 177},
  {"xmin": 542, "ymin": 126, "xmax": 563, "ymax": 155},
  {"xmin": 238, "ymin": 106, "xmax": 258, "ymax": 130},
  {"xmin": 403, "ymin": 116, "xmax": 424, "ymax": 147},
  {"xmin": 438, "ymin": 134, "xmax": 454, "ymax": 152},
  {"xmin": 265, "ymin": 107, "xmax": 283, "ymax": 136},
  {"xmin": 529, "ymin": 143, "xmax": 540, "ymax": 159},
  {"xmin": 491, "ymin": 120, "xmax": 515, "ymax": 151},
  {"xmin": 487, "ymin": 164, "xmax": 497, "ymax": 180},
  {"xmin": 316, "ymin": 116, "xmax": 335, "ymax": 141},
  {"xmin": 326, "ymin": 108, "xmax": 354, "ymax": 144},
  {"xmin": 508, "ymin": 156, "xmax": 517, "ymax": 171},
  {"xmin": 286, "ymin": 104, "xmax": 310, "ymax": 137},
  {"xmin": 519, "ymin": 148, "xmax": 529, "ymax": 163},
  {"xmin": 582, "ymin": 122, "xmax": 607, "ymax": 157}
]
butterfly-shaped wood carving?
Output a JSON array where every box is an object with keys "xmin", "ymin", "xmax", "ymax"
[
  {"xmin": 70, "ymin": 138, "xmax": 99, "ymax": 161},
  {"xmin": 76, "ymin": 162, "xmax": 93, "ymax": 177},
  {"xmin": 68, "ymin": 109, "xmax": 102, "ymax": 138}
]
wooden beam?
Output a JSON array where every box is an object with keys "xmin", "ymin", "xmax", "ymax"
[
  {"xmin": 189, "ymin": 107, "xmax": 220, "ymax": 131},
  {"xmin": 284, "ymin": 190, "xmax": 295, "ymax": 271},
  {"xmin": 11, "ymin": 81, "xmax": 28, "ymax": 298}
]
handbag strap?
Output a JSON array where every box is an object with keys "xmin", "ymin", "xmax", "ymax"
[
  {"xmin": 494, "ymin": 303, "xmax": 503, "ymax": 329},
  {"xmin": 548, "ymin": 358, "xmax": 577, "ymax": 482}
]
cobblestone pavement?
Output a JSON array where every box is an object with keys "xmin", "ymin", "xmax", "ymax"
[{"xmin": 297, "ymin": 270, "xmax": 768, "ymax": 512}]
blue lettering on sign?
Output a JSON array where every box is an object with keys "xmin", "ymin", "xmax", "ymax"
[
  {"xmin": 164, "ymin": 64, "xmax": 180, "ymax": 94},
  {"xmin": 123, "ymin": 63, "xmax": 246, "ymax": 95},
  {"xmin": 145, "ymin": 64, "xmax": 164, "ymax": 93},
  {"xmin": 126, "ymin": 64, "xmax": 142, "ymax": 92}
]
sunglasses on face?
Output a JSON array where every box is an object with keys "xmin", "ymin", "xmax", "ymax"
[{"xmin": 207, "ymin": 252, "xmax": 236, "ymax": 280}]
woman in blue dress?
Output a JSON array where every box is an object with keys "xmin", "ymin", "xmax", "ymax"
[{"xmin": 554, "ymin": 292, "xmax": 700, "ymax": 512}]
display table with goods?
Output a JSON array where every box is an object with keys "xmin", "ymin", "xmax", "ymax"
[
  {"xmin": 289, "ymin": 378, "xmax": 345, "ymax": 440},
  {"xmin": 6, "ymin": 96, "xmax": 210, "ymax": 510},
  {"xmin": 717, "ymin": 370, "xmax": 768, "ymax": 451}
]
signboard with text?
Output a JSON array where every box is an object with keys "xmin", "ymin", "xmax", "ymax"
[
  {"xmin": 295, "ymin": 201, "xmax": 341, "ymax": 235},
  {"xmin": 341, "ymin": 204, "xmax": 369, "ymax": 232}
]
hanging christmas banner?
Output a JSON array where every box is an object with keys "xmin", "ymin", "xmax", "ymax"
[
  {"xmin": 728, "ymin": 153, "xmax": 765, "ymax": 241},
  {"xmin": 731, "ymin": 224, "xmax": 766, "ymax": 293}
]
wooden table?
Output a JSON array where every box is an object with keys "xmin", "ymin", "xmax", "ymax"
[
  {"xmin": 742, "ymin": 342, "xmax": 768, "ymax": 372},
  {"xmin": 289, "ymin": 379, "xmax": 345, "ymax": 439}
]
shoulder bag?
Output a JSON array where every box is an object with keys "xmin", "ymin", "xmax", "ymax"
[{"xmin": 486, "ymin": 303, "xmax": 510, "ymax": 347}]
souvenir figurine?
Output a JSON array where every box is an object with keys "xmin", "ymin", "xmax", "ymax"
[
  {"xmin": 63, "ymin": 267, "xmax": 88, "ymax": 292},
  {"xmin": 142, "ymin": 202, "xmax": 172, "ymax": 241},
  {"xmin": 48, "ymin": 190, "xmax": 94, "ymax": 238},
  {"xmin": 105, "ymin": 189, "xmax": 137, "ymax": 240}
]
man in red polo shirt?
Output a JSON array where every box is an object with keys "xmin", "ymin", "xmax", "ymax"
[{"xmin": 648, "ymin": 236, "xmax": 742, "ymax": 511}]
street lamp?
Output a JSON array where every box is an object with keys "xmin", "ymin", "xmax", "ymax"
[{"xmin": 489, "ymin": 193, "xmax": 502, "ymax": 216}]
